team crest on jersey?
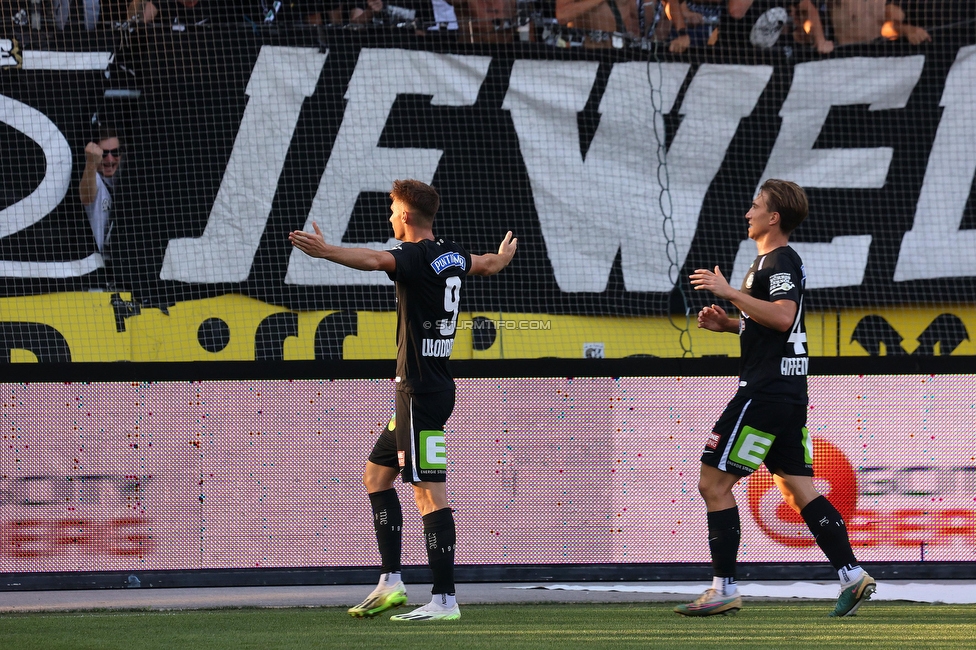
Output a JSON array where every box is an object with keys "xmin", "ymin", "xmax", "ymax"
[
  {"xmin": 745, "ymin": 272, "xmax": 755, "ymax": 289},
  {"xmin": 769, "ymin": 272, "xmax": 795, "ymax": 295},
  {"xmin": 431, "ymin": 252, "xmax": 466, "ymax": 274}
]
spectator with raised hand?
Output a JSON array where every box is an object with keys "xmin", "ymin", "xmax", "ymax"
[{"xmin": 80, "ymin": 127, "xmax": 122, "ymax": 286}]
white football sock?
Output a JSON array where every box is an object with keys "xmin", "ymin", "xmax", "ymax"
[
  {"xmin": 838, "ymin": 565, "xmax": 864, "ymax": 585},
  {"xmin": 711, "ymin": 576, "xmax": 737, "ymax": 596},
  {"xmin": 431, "ymin": 593, "xmax": 457, "ymax": 608},
  {"xmin": 379, "ymin": 572, "xmax": 402, "ymax": 587}
]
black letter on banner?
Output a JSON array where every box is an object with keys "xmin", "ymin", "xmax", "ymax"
[
  {"xmin": 913, "ymin": 314, "xmax": 969, "ymax": 356},
  {"xmin": 255, "ymin": 312, "xmax": 299, "ymax": 360},
  {"xmin": 0, "ymin": 323, "xmax": 71, "ymax": 362},
  {"xmin": 850, "ymin": 315, "xmax": 907, "ymax": 356},
  {"xmin": 315, "ymin": 311, "xmax": 358, "ymax": 360}
]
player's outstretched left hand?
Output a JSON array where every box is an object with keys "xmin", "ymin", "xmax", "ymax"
[
  {"xmin": 497, "ymin": 230, "xmax": 518, "ymax": 262},
  {"xmin": 289, "ymin": 222, "xmax": 329, "ymax": 258},
  {"xmin": 689, "ymin": 265, "xmax": 734, "ymax": 300}
]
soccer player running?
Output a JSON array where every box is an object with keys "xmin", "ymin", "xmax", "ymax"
[
  {"xmin": 679, "ymin": 179, "xmax": 875, "ymax": 617},
  {"xmin": 289, "ymin": 179, "xmax": 517, "ymax": 621}
]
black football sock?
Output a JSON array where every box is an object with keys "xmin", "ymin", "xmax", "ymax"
[
  {"xmin": 422, "ymin": 507, "xmax": 457, "ymax": 596},
  {"xmin": 801, "ymin": 495, "xmax": 858, "ymax": 570},
  {"xmin": 707, "ymin": 506, "xmax": 741, "ymax": 580},
  {"xmin": 368, "ymin": 489, "xmax": 403, "ymax": 574}
]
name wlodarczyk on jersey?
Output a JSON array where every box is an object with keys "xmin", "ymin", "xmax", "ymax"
[{"xmin": 422, "ymin": 338, "xmax": 454, "ymax": 358}]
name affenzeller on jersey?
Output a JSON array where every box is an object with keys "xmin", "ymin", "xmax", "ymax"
[{"xmin": 780, "ymin": 357, "xmax": 809, "ymax": 376}]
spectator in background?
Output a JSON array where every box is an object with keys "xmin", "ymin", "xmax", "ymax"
[
  {"xmin": 368, "ymin": 0, "xmax": 439, "ymax": 30},
  {"xmin": 126, "ymin": 0, "xmax": 238, "ymax": 27},
  {"xmin": 555, "ymin": 0, "xmax": 639, "ymax": 47},
  {"xmin": 790, "ymin": 0, "xmax": 832, "ymax": 52},
  {"xmin": 301, "ymin": 0, "xmax": 354, "ymax": 25},
  {"xmin": 827, "ymin": 0, "xmax": 929, "ymax": 46},
  {"xmin": 681, "ymin": 1, "xmax": 724, "ymax": 48},
  {"xmin": 126, "ymin": 0, "xmax": 160, "ymax": 22},
  {"xmin": 451, "ymin": 0, "xmax": 518, "ymax": 43},
  {"xmin": 276, "ymin": 1, "xmax": 347, "ymax": 25},
  {"xmin": 52, "ymin": 0, "xmax": 101, "ymax": 30},
  {"xmin": 643, "ymin": 1, "xmax": 714, "ymax": 53},
  {"xmin": 298, "ymin": 0, "xmax": 439, "ymax": 29},
  {"xmin": 719, "ymin": 0, "xmax": 832, "ymax": 54},
  {"xmin": 429, "ymin": 0, "xmax": 460, "ymax": 32},
  {"xmin": 49, "ymin": 0, "xmax": 138, "ymax": 30},
  {"xmin": 350, "ymin": 0, "xmax": 401, "ymax": 26},
  {"xmin": 80, "ymin": 128, "xmax": 121, "ymax": 285}
]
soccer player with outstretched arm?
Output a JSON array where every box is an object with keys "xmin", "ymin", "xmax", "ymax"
[{"xmin": 290, "ymin": 179, "xmax": 517, "ymax": 621}]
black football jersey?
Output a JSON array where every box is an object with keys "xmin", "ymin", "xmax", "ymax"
[
  {"xmin": 737, "ymin": 245, "xmax": 808, "ymax": 403},
  {"xmin": 387, "ymin": 238, "xmax": 471, "ymax": 393}
]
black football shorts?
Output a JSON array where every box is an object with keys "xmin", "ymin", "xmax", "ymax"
[
  {"xmin": 368, "ymin": 388, "xmax": 455, "ymax": 484},
  {"xmin": 700, "ymin": 391, "xmax": 813, "ymax": 477}
]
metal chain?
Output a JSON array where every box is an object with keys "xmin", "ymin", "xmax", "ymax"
[{"xmin": 647, "ymin": 44, "xmax": 694, "ymax": 358}]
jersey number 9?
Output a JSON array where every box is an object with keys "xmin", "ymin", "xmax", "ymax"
[{"xmin": 440, "ymin": 276, "xmax": 461, "ymax": 336}]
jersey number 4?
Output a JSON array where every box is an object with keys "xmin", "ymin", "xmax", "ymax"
[{"xmin": 787, "ymin": 297, "xmax": 807, "ymax": 355}]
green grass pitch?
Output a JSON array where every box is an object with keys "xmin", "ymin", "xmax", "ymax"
[{"xmin": 2, "ymin": 602, "xmax": 974, "ymax": 650}]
